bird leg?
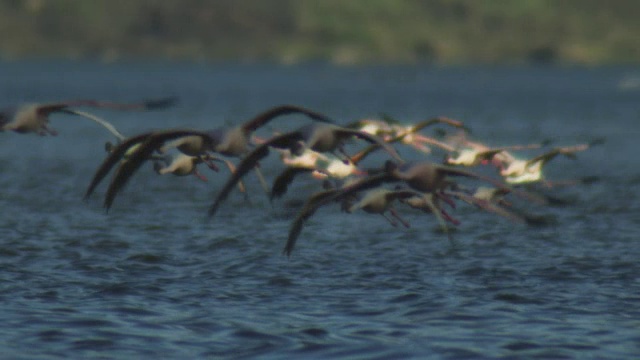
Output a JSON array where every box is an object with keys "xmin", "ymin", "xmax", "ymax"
[
  {"xmin": 389, "ymin": 207, "xmax": 411, "ymax": 228},
  {"xmin": 202, "ymin": 157, "xmax": 220, "ymax": 172},
  {"xmin": 252, "ymin": 162, "xmax": 270, "ymax": 195},
  {"xmin": 192, "ymin": 169, "xmax": 208, "ymax": 182},
  {"xmin": 440, "ymin": 208, "xmax": 461, "ymax": 226},
  {"xmin": 419, "ymin": 195, "xmax": 455, "ymax": 244},
  {"xmin": 381, "ymin": 213, "xmax": 399, "ymax": 227},
  {"xmin": 438, "ymin": 191, "xmax": 457, "ymax": 209},
  {"xmin": 218, "ymin": 158, "xmax": 247, "ymax": 195}
]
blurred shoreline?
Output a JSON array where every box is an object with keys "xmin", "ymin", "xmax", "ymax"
[{"xmin": 1, "ymin": 1, "xmax": 639, "ymax": 65}]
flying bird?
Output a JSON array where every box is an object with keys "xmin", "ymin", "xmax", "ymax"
[
  {"xmin": 85, "ymin": 105, "xmax": 333, "ymax": 210},
  {"xmin": 208, "ymin": 122, "xmax": 404, "ymax": 217},
  {"xmin": 497, "ymin": 139, "xmax": 604, "ymax": 186},
  {"xmin": 0, "ymin": 97, "xmax": 177, "ymax": 136}
]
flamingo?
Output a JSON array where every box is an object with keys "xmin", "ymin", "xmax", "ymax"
[
  {"xmin": 85, "ymin": 104, "xmax": 333, "ymax": 210},
  {"xmin": 207, "ymin": 122, "xmax": 404, "ymax": 218},
  {"xmin": 0, "ymin": 97, "xmax": 177, "ymax": 136},
  {"xmin": 497, "ymin": 139, "xmax": 604, "ymax": 186}
]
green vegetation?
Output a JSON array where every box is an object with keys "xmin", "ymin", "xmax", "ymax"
[{"xmin": 1, "ymin": 0, "xmax": 639, "ymax": 64}]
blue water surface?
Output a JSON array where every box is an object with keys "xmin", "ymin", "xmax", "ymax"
[{"xmin": 0, "ymin": 61, "xmax": 639, "ymax": 359}]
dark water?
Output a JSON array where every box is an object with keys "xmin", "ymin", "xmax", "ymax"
[{"xmin": 1, "ymin": 61, "xmax": 639, "ymax": 359}]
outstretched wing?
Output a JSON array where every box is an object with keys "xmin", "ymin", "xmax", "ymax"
[
  {"xmin": 62, "ymin": 96, "xmax": 178, "ymax": 111},
  {"xmin": 38, "ymin": 97, "xmax": 178, "ymax": 116},
  {"xmin": 411, "ymin": 116, "xmax": 470, "ymax": 134},
  {"xmin": 208, "ymin": 131, "xmax": 304, "ymax": 217},
  {"xmin": 284, "ymin": 189, "xmax": 339, "ymax": 257},
  {"xmin": 59, "ymin": 109, "xmax": 126, "ymax": 141},
  {"xmin": 102, "ymin": 129, "xmax": 212, "ymax": 211},
  {"xmin": 433, "ymin": 163, "xmax": 545, "ymax": 205},
  {"xmin": 85, "ymin": 132, "xmax": 153, "ymax": 200},
  {"xmin": 349, "ymin": 141, "xmax": 388, "ymax": 165},
  {"xmin": 270, "ymin": 167, "xmax": 314, "ymax": 201},
  {"xmin": 334, "ymin": 127, "xmax": 404, "ymax": 163},
  {"xmin": 241, "ymin": 104, "xmax": 334, "ymax": 133},
  {"xmin": 448, "ymin": 190, "xmax": 525, "ymax": 223}
]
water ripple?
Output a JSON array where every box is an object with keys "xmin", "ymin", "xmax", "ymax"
[{"xmin": 0, "ymin": 64, "xmax": 638, "ymax": 359}]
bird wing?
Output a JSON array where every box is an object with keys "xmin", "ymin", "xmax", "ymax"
[
  {"xmin": 317, "ymin": 173, "xmax": 397, "ymax": 211},
  {"xmin": 208, "ymin": 131, "xmax": 303, "ymax": 217},
  {"xmin": 241, "ymin": 104, "xmax": 334, "ymax": 133},
  {"xmin": 270, "ymin": 167, "xmax": 314, "ymax": 201},
  {"xmin": 58, "ymin": 109, "xmax": 126, "ymax": 141},
  {"xmin": 386, "ymin": 189, "xmax": 425, "ymax": 202},
  {"xmin": 447, "ymin": 190, "xmax": 525, "ymax": 223},
  {"xmin": 524, "ymin": 148, "xmax": 563, "ymax": 167},
  {"xmin": 34, "ymin": 103, "xmax": 70, "ymax": 116},
  {"xmin": 526, "ymin": 138, "xmax": 603, "ymax": 166},
  {"xmin": 100, "ymin": 129, "xmax": 212, "ymax": 211},
  {"xmin": 283, "ymin": 172, "xmax": 396, "ymax": 256},
  {"xmin": 475, "ymin": 148, "xmax": 508, "ymax": 161},
  {"xmin": 56, "ymin": 97, "xmax": 179, "ymax": 112},
  {"xmin": 348, "ymin": 142, "xmax": 386, "ymax": 165},
  {"xmin": 284, "ymin": 189, "xmax": 339, "ymax": 257},
  {"xmin": 411, "ymin": 116, "xmax": 469, "ymax": 133},
  {"xmin": 334, "ymin": 128, "xmax": 404, "ymax": 163},
  {"xmin": 84, "ymin": 132, "xmax": 153, "ymax": 200}
]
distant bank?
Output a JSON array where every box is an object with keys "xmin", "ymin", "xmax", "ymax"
[{"xmin": 1, "ymin": 0, "xmax": 639, "ymax": 65}]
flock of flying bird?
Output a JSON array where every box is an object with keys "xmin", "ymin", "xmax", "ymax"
[{"xmin": 0, "ymin": 97, "xmax": 603, "ymax": 256}]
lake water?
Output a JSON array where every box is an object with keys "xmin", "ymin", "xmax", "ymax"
[{"xmin": 0, "ymin": 61, "xmax": 639, "ymax": 359}]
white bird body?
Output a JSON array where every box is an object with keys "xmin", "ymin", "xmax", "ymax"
[
  {"xmin": 447, "ymin": 148, "xmax": 482, "ymax": 166},
  {"xmin": 280, "ymin": 148, "xmax": 329, "ymax": 168},
  {"xmin": 501, "ymin": 159, "xmax": 544, "ymax": 184},
  {"xmin": 156, "ymin": 154, "xmax": 200, "ymax": 176},
  {"xmin": 1, "ymin": 104, "xmax": 48, "ymax": 134},
  {"xmin": 319, "ymin": 158, "xmax": 359, "ymax": 179}
]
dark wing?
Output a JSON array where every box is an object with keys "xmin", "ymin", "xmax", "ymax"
[
  {"xmin": 435, "ymin": 163, "xmax": 505, "ymax": 183},
  {"xmin": 284, "ymin": 189, "xmax": 339, "ymax": 257},
  {"xmin": 35, "ymin": 103, "xmax": 71, "ymax": 116},
  {"xmin": 524, "ymin": 141, "xmax": 596, "ymax": 166},
  {"xmin": 270, "ymin": 167, "xmax": 314, "ymax": 201},
  {"xmin": 103, "ymin": 129, "xmax": 212, "ymax": 211},
  {"xmin": 284, "ymin": 173, "xmax": 396, "ymax": 256},
  {"xmin": 447, "ymin": 190, "xmax": 525, "ymax": 223},
  {"xmin": 317, "ymin": 173, "xmax": 397, "ymax": 212},
  {"xmin": 208, "ymin": 131, "xmax": 304, "ymax": 217},
  {"xmin": 379, "ymin": 113, "xmax": 401, "ymax": 125},
  {"xmin": 524, "ymin": 148, "xmax": 564, "ymax": 167},
  {"xmin": 350, "ymin": 142, "xmax": 387, "ymax": 165},
  {"xmin": 57, "ymin": 96, "xmax": 179, "ymax": 111},
  {"xmin": 84, "ymin": 132, "xmax": 153, "ymax": 200},
  {"xmin": 386, "ymin": 189, "xmax": 425, "ymax": 202},
  {"xmin": 475, "ymin": 149, "xmax": 508, "ymax": 162},
  {"xmin": 411, "ymin": 116, "xmax": 469, "ymax": 133},
  {"xmin": 241, "ymin": 104, "xmax": 334, "ymax": 133},
  {"xmin": 334, "ymin": 128, "xmax": 404, "ymax": 163}
]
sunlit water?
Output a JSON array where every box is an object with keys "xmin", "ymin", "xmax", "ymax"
[{"xmin": 1, "ymin": 61, "xmax": 639, "ymax": 359}]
